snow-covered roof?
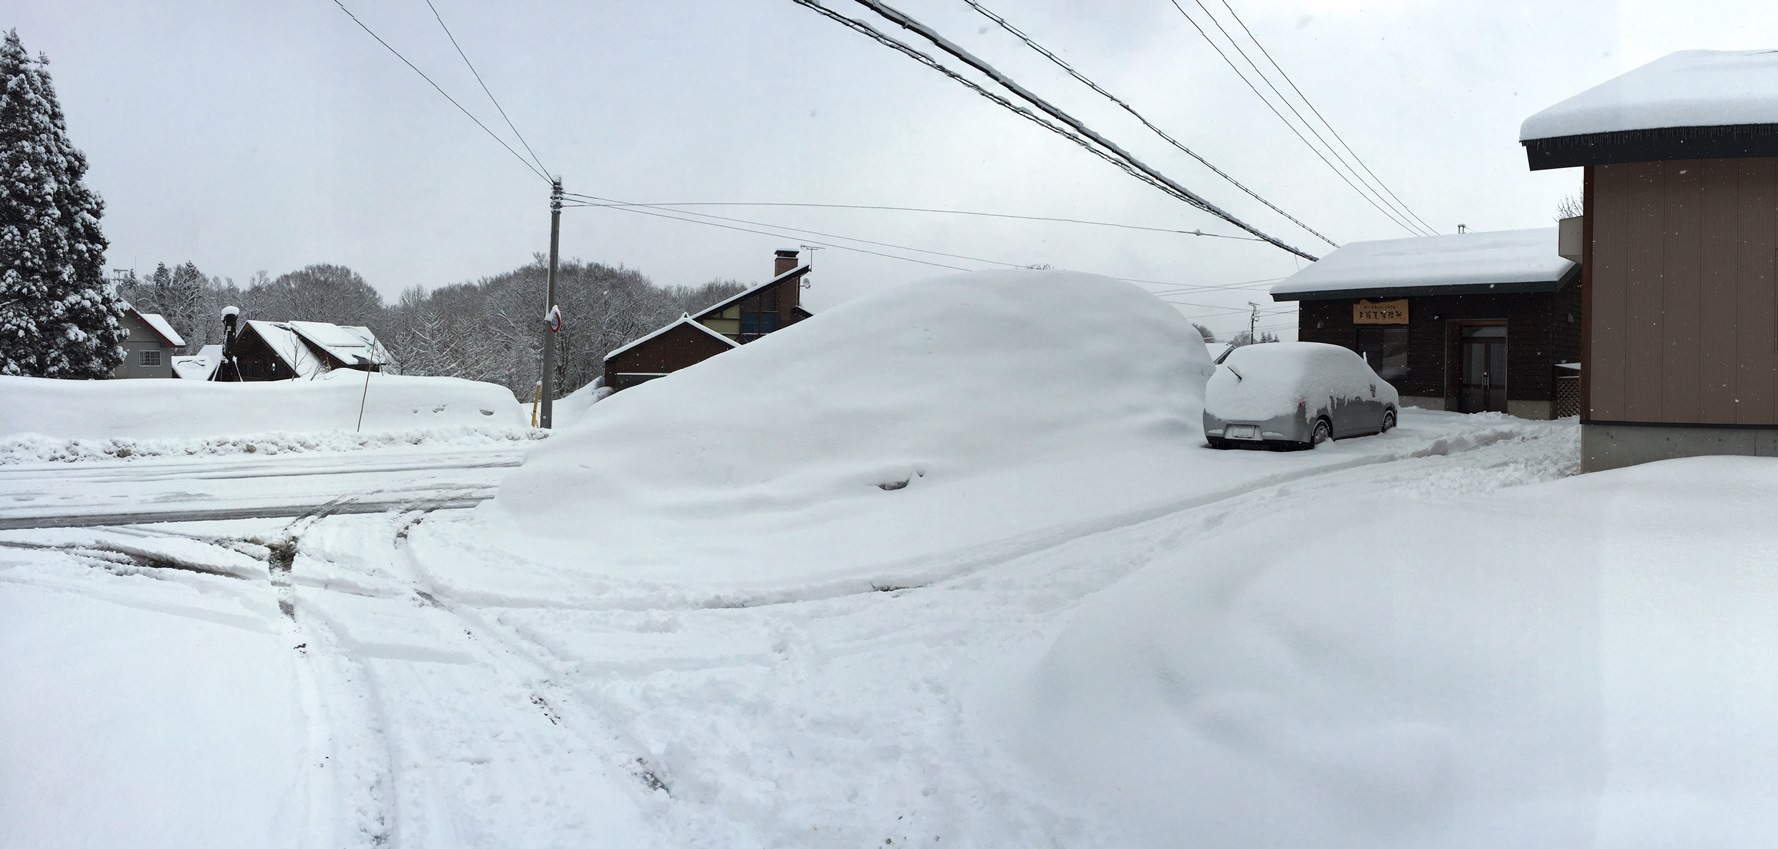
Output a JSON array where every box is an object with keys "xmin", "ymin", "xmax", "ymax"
[
  {"xmin": 244, "ymin": 320, "xmax": 324, "ymax": 378},
  {"xmin": 171, "ymin": 344, "xmax": 224, "ymax": 381},
  {"xmin": 694, "ymin": 263, "xmax": 812, "ymax": 320},
  {"xmin": 286, "ymin": 321, "xmax": 390, "ymax": 367},
  {"xmin": 1522, "ymin": 50, "xmax": 1778, "ymax": 142},
  {"xmin": 603, "ymin": 313, "xmax": 740, "ymax": 362},
  {"xmin": 1270, "ymin": 228, "xmax": 1576, "ymax": 302},
  {"xmin": 130, "ymin": 309, "xmax": 185, "ymax": 348}
]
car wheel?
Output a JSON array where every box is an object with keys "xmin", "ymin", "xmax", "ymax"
[
  {"xmin": 1381, "ymin": 409, "xmax": 1396, "ymax": 433},
  {"xmin": 1311, "ymin": 417, "xmax": 1333, "ymax": 446}
]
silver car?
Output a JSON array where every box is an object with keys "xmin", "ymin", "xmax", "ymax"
[{"xmin": 1203, "ymin": 342, "xmax": 1400, "ymax": 450}]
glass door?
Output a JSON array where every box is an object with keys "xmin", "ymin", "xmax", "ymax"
[{"xmin": 1458, "ymin": 325, "xmax": 1508, "ymax": 413}]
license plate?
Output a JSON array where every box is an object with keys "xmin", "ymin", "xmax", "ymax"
[{"xmin": 1226, "ymin": 424, "xmax": 1260, "ymax": 440}]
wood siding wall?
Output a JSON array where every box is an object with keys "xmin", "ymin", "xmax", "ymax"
[
  {"xmin": 602, "ymin": 324, "xmax": 735, "ymax": 392},
  {"xmin": 1297, "ymin": 289, "xmax": 1578, "ymax": 403},
  {"xmin": 1589, "ymin": 158, "xmax": 1778, "ymax": 424}
]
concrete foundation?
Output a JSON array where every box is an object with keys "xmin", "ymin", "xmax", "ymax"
[
  {"xmin": 1582, "ymin": 423, "xmax": 1778, "ymax": 472},
  {"xmin": 1507, "ymin": 399, "xmax": 1554, "ymax": 420}
]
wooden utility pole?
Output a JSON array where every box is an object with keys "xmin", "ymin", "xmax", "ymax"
[
  {"xmin": 540, "ymin": 178, "xmax": 563, "ymax": 429},
  {"xmin": 1248, "ymin": 302, "xmax": 1259, "ymax": 344}
]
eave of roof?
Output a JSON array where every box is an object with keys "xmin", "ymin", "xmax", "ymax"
[
  {"xmin": 603, "ymin": 314, "xmax": 740, "ymax": 361},
  {"xmin": 129, "ymin": 308, "xmax": 185, "ymax": 348},
  {"xmin": 1271, "ymin": 264, "xmax": 1580, "ymax": 302},
  {"xmin": 1523, "ymin": 123, "xmax": 1778, "ymax": 170},
  {"xmin": 693, "ymin": 264, "xmax": 811, "ymax": 320}
]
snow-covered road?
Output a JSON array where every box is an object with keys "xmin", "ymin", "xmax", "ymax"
[
  {"xmin": 0, "ymin": 412, "xmax": 1581, "ymax": 848},
  {"xmin": 0, "ymin": 444, "xmax": 532, "ymax": 529}
]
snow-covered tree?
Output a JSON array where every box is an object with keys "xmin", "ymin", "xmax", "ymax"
[{"xmin": 0, "ymin": 29, "xmax": 123, "ymax": 378}]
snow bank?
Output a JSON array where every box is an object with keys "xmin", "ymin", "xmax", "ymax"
[
  {"xmin": 1522, "ymin": 49, "xmax": 1778, "ymax": 140},
  {"xmin": 994, "ymin": 456, "xmax": 1778, "ymax": 848},
  {"xmin": 0, "ymin": 425, "xmax": 546, "ymax": 465},
  {"xmin": 0, "ymin": 370, "xmax": 526, "ymax": 441},
  {"xmin": 479, "ymin": 270, "xmax": 1213, "ymax": 585}
]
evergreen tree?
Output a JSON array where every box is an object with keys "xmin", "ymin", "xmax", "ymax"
[{"xmin": 0, "ymin": 29, "xmax": 123, "ymax": 378}]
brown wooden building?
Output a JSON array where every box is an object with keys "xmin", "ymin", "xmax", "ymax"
[
  {"xmin": 602, "ymin": 249, "xmax": 814, "ymax": 392},
  {"xmin": 215, "ymin": 319, "xmax": 390, "ymax": 382},
  {"xmin": 1522, "ymin": 49, "xmax": 1778, "ymax": 470},
  {"xmin": 1273, "ymin": 228, "xmax": 1581, "ymax": 419}
]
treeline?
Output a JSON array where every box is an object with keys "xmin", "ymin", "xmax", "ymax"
[{"xmin": 117, "ymin": 259, "xmax": 746, "ymax": 397}]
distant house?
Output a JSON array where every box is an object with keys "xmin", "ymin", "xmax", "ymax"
[
  {"xmin": 1521, "ymin": 49, "xmax": 1778, "ymax": 470},
  {"xmin": 1272, "ymin": 228, "xmax": 1581, "ymax": 419},
  {"xmin": 113, "ymin": 306, "xmax": 185, "ymax": 379},
  {"xmin": 602, "ymin": 249, "xmax": 815, "ymax": 392},
  {"xmin": 214, "ymin": 319, "xmax": 390, "ymax": 382}
]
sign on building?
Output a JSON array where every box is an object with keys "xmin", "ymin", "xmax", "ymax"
[{"xmin": 1353, "ymin": 298, "xmax": 1409, "ymax": 325}]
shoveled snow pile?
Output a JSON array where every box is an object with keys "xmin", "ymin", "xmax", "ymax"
[
  {"xmin": 471, "ymin": 270, "xmax": 1214, "ymax": 588},
  {"xmin": 993, "ymin": 455, "xmax": 1778, "ymax": 848},
  {"xmin": 0, "ymin": 371, "xmax": 527, "ymax": 443}
]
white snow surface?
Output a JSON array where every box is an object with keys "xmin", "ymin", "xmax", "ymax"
[
  {"xmin": 995, "ymin": 455, "xmax": 1778, "ymax": 848},
  {"xmin": 1270, "ymin": 228, "xmax": 1572, "ymax": 299},
  {"xmin": 172, "ymin": 343, "xmax": 223, "ymax": 381},
  {"xmin": 134, "ymin": 310, "xmax": 185, "ymax": 347},
  {"xmin": 6, "ymin": 267, "xmax": 1777, "ymax": 848},
  {"xmin": 1522, "ymin": 48, "xmax": 1778, "ymax": 140},
  {"xmin": 1206, "ymin": 341, "xmax": 1399, "ymax": 422},
  {"xmin": 0, "ymin": 371, "xmax": 529, "ymax": 463},
  {"xmin": 481, "ymin": 270, "xmax": 1218, "ymax": 587},
  {"xmin": 246, "ymin": 319, "xmax": 326, "ymax": 377},
  {"xmin": 286, "ymin": 321, "xmax": 391, "ymax": 367}
]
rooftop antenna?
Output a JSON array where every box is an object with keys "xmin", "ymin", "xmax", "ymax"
[{"xmin": 799, "ymin": 244, "xmax": 822, "ymax": 288}]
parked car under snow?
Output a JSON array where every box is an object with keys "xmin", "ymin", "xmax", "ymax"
[{"xmin": 1203, "ymin": 341, "xmax": 1400, "ymax": 450}]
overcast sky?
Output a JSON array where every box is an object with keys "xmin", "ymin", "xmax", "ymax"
[{"xmin": 14, "ymin": 0, "xmax": 1778, "ymax": 339}]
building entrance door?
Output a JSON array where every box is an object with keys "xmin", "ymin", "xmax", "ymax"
[{"xmin": 1458, "ymin": 325, "xmax": 1507, "ymax": 413}]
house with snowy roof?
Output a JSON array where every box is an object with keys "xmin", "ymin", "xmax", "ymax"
[
  {"xmin": 213, "ymin": 318, "xmax": 390, "ymax": 382},
  {"xmin": 112, "ymin": 305, "xmax": 186, "ymax": 379},
  {"xmin": 602, "ymin": 249, "xmax": 815, "ymax": 392},
  {"xmin": 1521, "ymin": 49, "xmax": 1778, "ymax": 470},
  {"xmin": 1272, "ymin": 228, "xmax": 1581, "ymax": 419}
]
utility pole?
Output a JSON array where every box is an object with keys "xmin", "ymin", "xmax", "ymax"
[
  {"xmin": 540, "ymin": 178, "xmax": 563, "ymax": 429},
  {"xmin": 1248, "ymin": 302, "xmax": 1259, "ymax": 344}
]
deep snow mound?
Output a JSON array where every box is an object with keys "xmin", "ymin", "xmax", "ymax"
[
  {"xmin": 489, "ymin": 270, "xmax": 1211, "ymax": 580},
  {"xmin": 0, "ymin": 371, "xmax": 526, "ymax": 441},
  {"xmin": 997, "ymin": 456, "xmax": 1778, "ymax": 848}
]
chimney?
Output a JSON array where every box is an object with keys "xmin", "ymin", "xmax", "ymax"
[{"xmin": 774, "ymin": 248, "xmax": 799, "ymax": 278}]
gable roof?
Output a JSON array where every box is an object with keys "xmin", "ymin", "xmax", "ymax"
[
  {"xmin": 243, "ymin": 320, "xmax": 325, "ymax": 378},
  {"xmin": 1522, "ymin": 49, "xmax": 1778, "ymax": 169},
  {"xmin": 126, "ymin": 307, "xmax": 185, "ymax": 347},
  {"xmin": 1270, "ymin": 228, "xmax": 1577, "ymax": 302},
  {"xmin": 693, "ymin": 263, "xmax": 811, "ymax": 320},
  {"xmin": 603, "ymin": 313, "xmax": 740, "ymax": 362},
  {"xmin": 286, "ymin": 321, "xmax": 390, "ymax": 367}
]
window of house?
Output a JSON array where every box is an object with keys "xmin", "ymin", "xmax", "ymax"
[
  {"xmin": 738, "ymin": 291, "xmax": 779, "ymax": 341},
  {"xmin": 1354, "ymin": 326, "xmax": 1408, "ymax": 380},
  {"xmin": 140, "ymin": 349, "xmax": 162, "ymax": 368}
]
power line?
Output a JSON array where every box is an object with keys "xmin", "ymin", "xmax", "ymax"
[
  {"xmin": 562, "ymin": 200, "xmax": 976, "ymax": 272},
  {"xmin": 561, "ymin": 193, "xmax": 1029, "ymax": 269},
  {"xmin": 1214, "ymin": 0, "xmax": 1436, "ymax": 235},
  {"xmin": 1164, "ymin": 0, "xmax": 1430, "ymax": 236},
  {"xmin": 423, "ymin": 0, "xmax": 552, "ymax": 179},
  {"xmin": 791, "ymin": 0, "xmax": 1318, "ymax": 261},
  {"xmin": 960, "ymin": 0, "xmax": 1338, "ymax": 249},
  {"xmin": 566, "ymin": 200, "xmax": 1264, "ymax": 240},
  {"xmin": 331, "ymin": 0, "xmax": 549, "ymax": 185}
]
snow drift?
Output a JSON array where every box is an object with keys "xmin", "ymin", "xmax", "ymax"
[
  {"xmin": 996, "ymin": 455, "xmax": 1778, "ymax": 848},
  {"xmin": 483, "ymin": 270, "xmax": 1213, "ymax": 585},
  {"xmin": 0, "ymin": 371, "xmax": 526, "ymax": 442}
]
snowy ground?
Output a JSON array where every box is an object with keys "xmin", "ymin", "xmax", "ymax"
[
  {"xmin": 6, "ymin": 272, "xmax": 1776, "ymax": 847},
  {"xmin": 2, "ymin": 409, "xmax": 1590, "ymax": 848}
]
